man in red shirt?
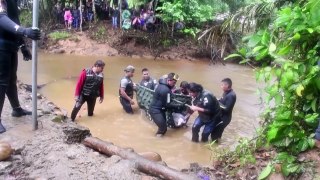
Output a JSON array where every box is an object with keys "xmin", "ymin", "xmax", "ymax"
[{"xmin": 70, "ymin": 60, "xmax": 105, "ymax": 121}]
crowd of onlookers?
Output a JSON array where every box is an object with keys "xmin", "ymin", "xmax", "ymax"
[
  {"xmin": 53, "ymin": 1, "xmax": 159, "ymax": 32},
  {"xmin": 53, "ymin": 1, "xmax": 94, "ymax": 30}
]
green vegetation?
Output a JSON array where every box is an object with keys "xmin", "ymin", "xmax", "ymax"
[
  {"xmin": 222, "ymin": 0, "xmax": 320, "ymax": 178},
  {"xmin": 19, "ymin": 10, "xmax": 32, "ymax": 27},
  {"xmin": 48, "ymin": 31, "xmax": 71, "ymax": 40},
  {"xmin": 94, "ymin": 26, "xmax": 107, "ymax": 42},
  {"xmin": 156, "ymin": 0, "xmax": 214, "ymax": 37}
]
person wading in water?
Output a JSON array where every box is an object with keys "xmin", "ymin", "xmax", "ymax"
[
  {"xmin": 211, "ymin": 78, "xmax": 236, "ymax": 142},
  {"xmin": 148, "ymin": 73, "xmax": 184, "ymax": 137},
  {"xmin": 71, "ymin": 60, "xmax": 105, "ymax": 121},
  {"xmin": 188, "ymin": 83, "xmax": 221, "ymax": 142},
  {"xmin": 119, "ymin": 65, "xmax": 135, "ymax": 114}
]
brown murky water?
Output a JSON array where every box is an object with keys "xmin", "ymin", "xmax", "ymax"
[{"xmin": 18, "ymin": 53, "xmax": 261, "ymax": 169}]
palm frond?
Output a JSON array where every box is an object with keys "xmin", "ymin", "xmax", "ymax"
[{"xmin": 222, "ymin": 2, "xmax": 276, "ymax": 33}]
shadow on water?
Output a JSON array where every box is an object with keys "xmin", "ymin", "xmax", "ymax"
[{"xmin": 18, "ymin": 53, "xmax": 261, "ymax": 169}]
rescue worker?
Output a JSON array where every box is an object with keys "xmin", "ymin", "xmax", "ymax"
[
  {"xmin": 139, "ymin": 68, "xmax": 157, "ymax": 90},
  {"xmin": 188, "ymin": 83, "xmax": 221, "ymax": 142},
  {"xmin": 70, "ymin": 60, "xmax": 105, "ymax": 121},
  {"xmin": 148, "ymin": 73, "xmax": 183, "ymax": 136},
  {"xmin": 173, "ymin": 81, "xmax": 189, "ymax": 95},
  {"xmin": 119, "ymin": 65, "xmax": 135, "ymax": 114},
  {"xmin": 211, "ymin": 78, "xmax": 236, "ymax": 142},
  {"xmin": 0, "ymin": 0, "xmax": 41, "ymax": 133}
]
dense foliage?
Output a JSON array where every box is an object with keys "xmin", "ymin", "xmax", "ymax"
[
  {"xmin": 156, "ymin": 0, "xmax": 214, "ymax": 37},
  {"xmin": 225, "ymin": 0, "xmax": 320, "ymax": 177}
]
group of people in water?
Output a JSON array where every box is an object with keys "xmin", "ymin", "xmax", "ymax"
[{"xmin": 70, "ymin": 60, "xmax": 237, "ymax": 143}]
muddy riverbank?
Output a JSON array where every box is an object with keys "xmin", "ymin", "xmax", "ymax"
[
  {"xmin": 44, "ymin": 25, "xmax": 212, "ymax": 62},
  {"xmin": 2, "ymin": 83, "xmax": 318, "ymax": 179},
  {"xmin": 0, "ymin": 82, "xmax": 207, "ymax": 179}
]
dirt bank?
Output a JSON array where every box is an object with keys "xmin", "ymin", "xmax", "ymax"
[
  {"xmin": 44, "ymin": 24, "xmax": 207, "ymax": 62},
  {"xmin": 46, "ymin": 31, "xmax": 119, "ymax": 57}
]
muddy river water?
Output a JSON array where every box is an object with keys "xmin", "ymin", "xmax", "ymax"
[{"xmin": 17, "ymin": 53, "xmax": 261, "ymax": 169}]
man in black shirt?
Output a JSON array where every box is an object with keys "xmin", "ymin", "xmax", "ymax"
[
  {"xmin": 149, "ymin": 73, "xmax": 182, "ymax": 136},
  {"xmin": 211, "ymin": 78, "xmax": 237, "ymax": 141},
  {"xmin": 188, "ymin": 83, "xmax": 221, "ymax": 142},
  {"xmin": 0, "ymin": 0, "xmax": 41, "ymax": 133}
]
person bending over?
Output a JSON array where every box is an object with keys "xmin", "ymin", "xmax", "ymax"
[
  {"xmin": 148, "ymin": 73, "xmax": 183, "ymax": 137},
  {"xmin": 188, "ymin": 83, "xmax": 221, "ymax": 142}
]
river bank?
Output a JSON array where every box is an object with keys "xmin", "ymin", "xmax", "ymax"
[
  {"xmin": 1, "ymin": 83, "xmax": 318, "ymax": 179},
  {"xmin": 0, "ymin": 82, "xmax": 208, "ymax": 179},
  {"xmin": 43, "ymin": 23, "xmax": 211, "ymax": 62}
]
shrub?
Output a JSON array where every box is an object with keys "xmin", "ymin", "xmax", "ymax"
[{"xmin": 48, "ymin": 31, "xmax": 71, "ymax": 41}]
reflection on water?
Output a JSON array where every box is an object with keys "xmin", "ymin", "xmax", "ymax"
[{"xmin": 18, "ymin": 53, "xmax": 261, "ymax": 169}]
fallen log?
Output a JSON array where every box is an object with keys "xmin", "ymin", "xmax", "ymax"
[{"xmin": 83, "ymin": 137, "xmax": 198, "ymax": 180}]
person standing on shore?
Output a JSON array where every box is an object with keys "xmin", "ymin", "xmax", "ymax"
[
  {"xmin": 70, "ymin": 60, "xmax": 105, "ymax": 121},
  {"xmin": 119, "ymin": 65, "xmax": 135, "ymax": 114},
  {"xmin": 112, "ymin": 7, "xmax": 119, "ymax": 29},
  {"xmin": 0, "ymin": 0, "xmax": 41, "ymax": 133}
]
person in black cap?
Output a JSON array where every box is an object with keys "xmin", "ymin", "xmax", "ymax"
[
  {"xmin": 188, "ymin": 82, "xmax": 221, "ymax": 142},
  {"xmin": 0, "ymin": 0, "xmax": 41, "ymax": 133},
  {"xmin": 119, "ymin": 65, "xmax": 135, "ymax": 114},
  {"xmin": 148, "ymin": 72, "xmax": 184, "ymax": 136},
  {"xmin": 70, "ymin": 60, "xmax": 105, "ymax": 121}
]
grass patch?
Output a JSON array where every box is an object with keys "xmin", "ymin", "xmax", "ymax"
[
  {"xmin": 48, "ymin": 31, "xmax": 71, "ymax": 41},
  {"xmin": 19, "ymin": 10, "xmax": 32, "ymax": 27}
]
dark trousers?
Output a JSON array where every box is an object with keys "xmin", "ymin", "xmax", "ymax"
[
  {"xmin": 211, "ymin": 116, "xmax": 231, "ymax": 141},
  {"xmin": 316, "ymin": 118, "xmax": 320, "ymax": 140},
  {"xmin": 119, "ymin": 97, "xmax": 133, "ymax": 114},
  {"xmin": 0, "ymin": 51, "xmax": 21, "ymax": 118},
  {"xmin": 149, "ymin": 111, "xmax": 167, "ymax": 135},
  {"xmin": 71, "ymin": 95, "xmax": 97, "ymax": 120},
  {"xmin": 192, "ymin": 117, "xmax": 216, "ymax": 142},
  {"xmin": 73, "ymin": 17, "xmax": 80, "ymax": 28}
]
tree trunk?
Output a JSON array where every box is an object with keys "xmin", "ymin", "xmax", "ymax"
[
  {"xmin": 92, "ymin": 0, "xmax": 97, "ymax": 23},
  {"xmin": 82, "ymin": 137, "xmax": 198, "ymax": 180},
  {"xmin": 80, "ymin": 0, "xmax": 83, "ymax": 32},
  {"xmin": 119, "ymin": 0, "xmax": 122, "ymax": 29}
]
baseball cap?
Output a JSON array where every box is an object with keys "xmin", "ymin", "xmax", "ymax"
[
  {"xmin": 124, "ymin": 65, "xmax": 135, "ymax": 72},
  {"xmin": 167, "ymin": 73, "xmax": 179, "ymax": 81}
]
